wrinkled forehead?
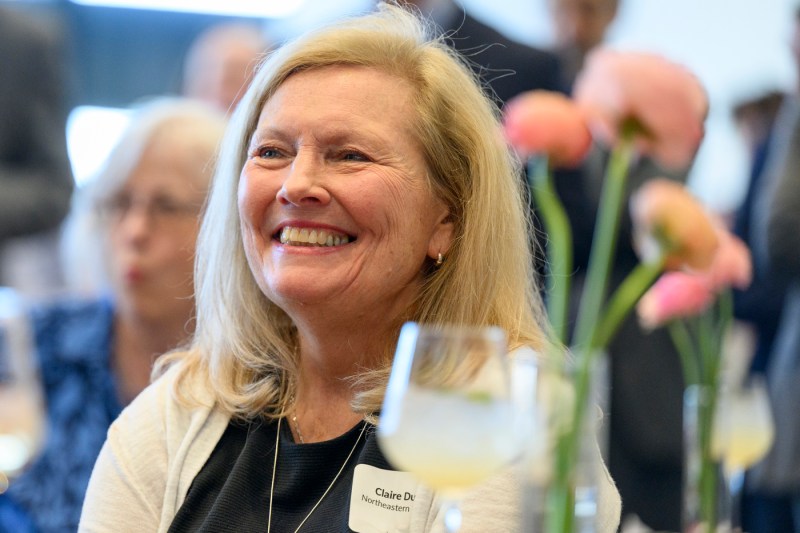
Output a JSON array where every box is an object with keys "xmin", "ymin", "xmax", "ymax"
[{"xmin": 251, "ymin": 64, "xmax": 421, "ymax": 137}]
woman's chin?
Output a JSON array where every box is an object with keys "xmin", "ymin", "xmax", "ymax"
[{"xmin": 266, "ymin": 282, "xmax": 347, "ymax": 310}]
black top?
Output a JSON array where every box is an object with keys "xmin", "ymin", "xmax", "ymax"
[{"xmin": 169, "ymin": 418, "xmax": 401, "ymax": 532}]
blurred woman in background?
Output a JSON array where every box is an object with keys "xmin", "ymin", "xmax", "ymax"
[{"xmin": 0, "ymin": 97, "xmax": 226, "ymax": 533}]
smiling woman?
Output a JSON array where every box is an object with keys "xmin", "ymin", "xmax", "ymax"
[
  {"xmin": 78, "ymin": 3, "xmax": 620, "ymax": 532},
  {"xmin": 238, "ymin": 66, "xmax": 453, "ymax": 319}
]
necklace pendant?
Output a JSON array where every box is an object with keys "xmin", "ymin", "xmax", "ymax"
[
  {"xmin": 291, "ymin": 413, "xmax": 305, "ymax": 444},
  {"xmin": 267, "ymin": 418, "xmax": 368, "ymax": 533}
]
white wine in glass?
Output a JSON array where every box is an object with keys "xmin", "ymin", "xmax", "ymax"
[
  {"xmin": 721, "ymin": 377, "xmax": 774, "ymax": 475},
  {"xmin": 378, "ymin": 322, "xmax": 519, "ymax": 532},
  {"xmin": 712, "ymin": 376, "xmax": 775, "ymax": 530},
  {"xmin": 0, "ymin": 288, "xmax": 46, "ymax": 490}
]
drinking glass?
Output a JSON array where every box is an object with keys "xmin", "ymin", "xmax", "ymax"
[
  {"xmin": 378, "ymin": 322, "xmax": 519, "ymax": 532},
  {"xmin": 713, "ymin": 376, "xmax": 775, "ymax": 530},
  {"xmin": 0, "ymin": 287, "xmax": 46, "ymax": 492}
]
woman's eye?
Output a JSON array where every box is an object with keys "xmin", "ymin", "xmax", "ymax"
[
  {"xmin": 341, "ymin": 151, "xmax": 368, "ymax": 162},
  {"xmin": 257, "ymin": 146, "xmax": 282, "ymax": 159}
]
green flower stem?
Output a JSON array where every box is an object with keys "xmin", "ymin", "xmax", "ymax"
[
  {"xmin": 669, "ymin": 319, "xmax": 700, "ymax": 386},
  {"xmin": 590, "ymin": 256, "xmax": 666, "ymax": 351},
  {"xmin": 572, "ymin": 135, "xmax": 635, "ymax": 352},
  {"xmin": 698, "ymin": 385, "xmax": 719, "ymax": 533},
  {"xmin": 528, "ymin": 156, "xmax": 573, "ymax": 344},
  {"xmin": 699, "ymin": 308, "xmax": 718, "ymax": 383},
  {"xmin": 687, "ymin": 292, "xmax": 736, "ymax": 533},
  {"xmin": 716, "ymin": 290, "xmax": 733, "ymax": 365},
  {"xmin": 686, "ymin": 318, "xmax": 703, "ymax": 383},
  {"xmin": 547, "ymin": 433, "xmax": 577, "ymax": 533},
  {"xmin": 682, "ymin": 310, "xmax": 722, "ymax": 533},
  {"xmin": 547, "ymin": 355, "xmax": 594, "ymax": 533},
  {"xmin": 545, "ymin": 134, "xmax": 634, "ymax": 532}
]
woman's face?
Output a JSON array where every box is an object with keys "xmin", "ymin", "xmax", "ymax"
[
  {"xmin": 238, "ymin": 65, "xmax": 453, "ymax": 322},
  {"xmin": 105, "ymin": 130, "xmax": 208, "ymax": 321}
]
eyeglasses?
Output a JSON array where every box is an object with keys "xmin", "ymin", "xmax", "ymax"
[{"xmin": 96, "ymin": 194, "xmax": 202, "ymax": 227}]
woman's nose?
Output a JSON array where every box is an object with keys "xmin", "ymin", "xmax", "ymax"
[
  {"xmin": 117, "ymin": 204, "xmax": 155, "ymax": 242},
  {"xmin": 276, "ymin": 152, "xmax": 331, "ymax": 206}
]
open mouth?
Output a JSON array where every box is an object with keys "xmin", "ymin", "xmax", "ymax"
[{"xmin": 276, "ymin": 226, "xmax": 354, "ymax": 247}]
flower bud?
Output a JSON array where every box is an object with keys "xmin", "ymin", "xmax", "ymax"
[
  {"xmin": 630, "ymin": 179, "xmax": 719, "ymax": 270},
  {"xmin": 574, "ymin": 48, "xmax": 707, "ymax": 171},
  {"xmin": 503, "ymin": 90, "xmax": 592, "ymax": 168}
]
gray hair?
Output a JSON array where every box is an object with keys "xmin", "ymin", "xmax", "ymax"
[{"xmin": 60, "ymin": 97, "xmax": 227, "ymax": 294}]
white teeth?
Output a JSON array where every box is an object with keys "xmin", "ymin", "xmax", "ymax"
[{"xmin": 277, "ymin": 226, "xmax": 351, "ymax": 247}]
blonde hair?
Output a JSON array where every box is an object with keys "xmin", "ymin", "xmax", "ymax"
[{"xmin": 157, "ymin": 2, "xmax": 551, "ymax": 419}]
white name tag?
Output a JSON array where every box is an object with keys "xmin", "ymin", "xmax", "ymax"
[{"xmin": 349, "ymin": 464, "xmax": 418, "ymax": 533}]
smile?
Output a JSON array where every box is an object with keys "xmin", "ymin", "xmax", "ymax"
[{"xmin": 278, "ymin": 226, "xmax": 352, "ymax": 247}]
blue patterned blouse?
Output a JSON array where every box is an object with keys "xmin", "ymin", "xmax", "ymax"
[{"xmin": 0, "ymin": 298, "xmax": 122, "ymax": 533}]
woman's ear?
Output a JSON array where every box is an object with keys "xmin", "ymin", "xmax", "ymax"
[{"xmin": 427, "ymin": 209, "xmax": 454, "ymax": 262}]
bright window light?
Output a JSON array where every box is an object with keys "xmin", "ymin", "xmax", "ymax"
[
  {"xmin": 68, "ymin": 0, "xmax": 305, "ymax": 18},
  {"xmin": 66, "ymin": 106, "xmax": 132, "ymax": 188}
]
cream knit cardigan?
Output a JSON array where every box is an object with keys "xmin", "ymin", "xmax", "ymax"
[{"xmin": 79, "ymin": 365, "xmax": 621, "ymax": 532}]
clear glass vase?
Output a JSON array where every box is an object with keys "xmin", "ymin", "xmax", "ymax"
[
  {"xmin": 518, "ymin": 351, "xmax": 608, "ymax": 533},
  {"xmin": 682, "ymin": 384, "xmax": 731, "ymax": 533}
]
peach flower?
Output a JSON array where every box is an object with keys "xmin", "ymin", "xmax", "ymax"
[
  {"xmin": 705, "ymin": 226, "xmax": 753, "ymax": 291},
  {"xmin": 637, "ymin": 271, "xmax": 715, "ymax": 329},
  {"xmin": 503, "ymin": 90, "xmax": 593, "ymax": 168},
  {"xmin": 630, "ymin": 179, "xmax": 718, "ymax": 270},
  {"xmin": 573, "ymin": 48, "xmax": 708, "ymax": 170}
]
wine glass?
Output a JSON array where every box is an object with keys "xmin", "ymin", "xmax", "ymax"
[
  {"xmin": 378, "ymin": 322, "xmax": 519, "ymax": 532},
  {"xmin": 0, "ymin": 287, "xmax": 46, "ymax": 492},
  {"xmin": 712, "ymin": 376, "xmax": 775, "ymax": 530}
]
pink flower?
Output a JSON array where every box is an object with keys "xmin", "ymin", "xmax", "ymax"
[
  {"xmin": 573, "ymin": 48, "xmax": 708, "ymax": 170},
  {"xmin": 637, "ymin": 271, "xmax": 715, "ymax": 329},
  {"xmin": 630, "ymin": 179, "xmax": 719, "ymax": 270},
  {"xmin": 704, "ymin": 226, "xmax": 753, "ymax": 291},
  {"xmin": 503, "ymin": 90, "xmax": 593, "ymax": 168}
]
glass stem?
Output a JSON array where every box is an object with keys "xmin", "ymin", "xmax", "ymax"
[{"xmin": 728, "ymin": 468, "xmax": 745, "ymax": 532}]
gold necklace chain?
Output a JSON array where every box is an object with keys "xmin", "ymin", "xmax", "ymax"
[
  {"xmin": 266, "ymin": 417, "xmax": 368, "ymax": 533},
  {"xmin": 290, "ymin": 398, "xmax": 305, "ymax": 444},
  {"xmin": 291, "ymin": 413, "xmax": 305, "ymax": 444}
]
